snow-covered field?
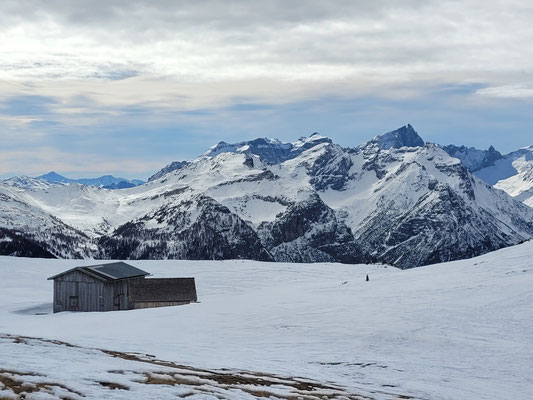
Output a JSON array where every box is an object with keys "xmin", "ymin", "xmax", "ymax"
[{"xmin": 1, "ymin": 242, "xmax": 533, "ymax": 399}]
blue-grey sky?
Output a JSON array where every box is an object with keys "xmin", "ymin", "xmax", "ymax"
[{"xmin": 1, "ymin": 0, "xmax": 532, "ymax": 179}]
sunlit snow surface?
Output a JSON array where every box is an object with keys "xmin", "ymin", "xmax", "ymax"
[
  {"xmin": 475, "ymin": 146, "xmax": 533, "ymax": 207},
  {"xmin": 1, "ymin": 242, "xmax": 533, "ymax": 399}
]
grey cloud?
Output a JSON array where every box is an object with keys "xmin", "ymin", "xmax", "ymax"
[
  {"xmin": 2, "ymin": 1, "xmax": 422, "ymax": 28},
  {"xmin": 0, "ymin": 1, "xmax": 436, "ymax": 55},
  {"xmin": 0, "ymin": 0, "xmax": 532, "ymax": 104}
]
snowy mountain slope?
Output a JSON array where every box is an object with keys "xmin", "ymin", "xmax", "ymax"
[
  {"xmin": 147, "ymin": 160, "xmax": 189, "ymax": 181},
  {"xmin": 491, "ymin": 147, "xmax": 533, "ymax": 207},
  {"xmin": 146, "ymin": 134, "xmax": 331, "ymax": 184},
  {"xmin": 0, "ymin": 183, "xmax": 95, "ymax": 258},
  {"xmin": 443, "ymin": 144, "xmax": 533, "ymax": 207},
  {"xmin": 1, "ymin": 241, "xmax": 533, "ymax": 399},
  {"xmin": 3, "ymin": 176, "xmax": 63, "ymax": 190},
  {"xmin": 1, "ymin": 125, "xmax": 532, "ymax": 267},
  {"xmin": 3, "ymin": 176, "xmax": 205, "ymax": 237},
  {"xmin": 98, "ymin": 152, "xmax": 359, "ymax": 261},
  {"xmin": 2, "ymin": 180, "xmax": 122, "ymax": 236},
  {"xmin": 304, "ymin": 138, "xmax": 533, "ymax": 268},
  {"xmin": 98, "ymin": 194, "xmax": 274, "ymax": 261}
]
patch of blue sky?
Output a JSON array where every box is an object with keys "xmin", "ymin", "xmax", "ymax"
[
  {"xmin": 0, "ymin": 83, "xmax": 532, "ymax": 179},
  {"xmin": 0, "ymin": 95, "xmax": 57, "ymax": 116}
]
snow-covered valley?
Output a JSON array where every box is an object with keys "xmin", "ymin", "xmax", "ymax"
[{"xmin": 1, "ymin": 241, "xmax": 532, "ymax": 399}]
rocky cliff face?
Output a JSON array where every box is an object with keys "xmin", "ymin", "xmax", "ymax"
[{"xmin": 257, "ymin": 194, "xmax": 367, "ymax": 263}]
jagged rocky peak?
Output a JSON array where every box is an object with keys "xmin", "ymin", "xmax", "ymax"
[
  {"xmin": 147, "ymin": 134, "xmax": 334, "ymax": 183},
  {"xmin": 368, "ymin": 124, "xmax": 425, "ymax": 150},
  {"xmin": 202, "ymin": 133, "xmax": 332, "ymax": 164},
  {"xmin": 442, "ymin": 144, "xmax": 503, "ymax": 172},
  {"xmin": 148, "ymin": 161, "xmax": 189, "ymax": 181}
]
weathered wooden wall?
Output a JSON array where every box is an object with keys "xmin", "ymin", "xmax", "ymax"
[
  {"xmin": 53, "ymin": 271, "xmax": 136, "ymax": 312},
  {"xmin": 53, "ymin": 270, "xmax": 104, "ymax": 313},
  {"xmin": 52, "ymin": 273, "xmax": 196, "ymax": 313},
  {"xmin": 102, "ymin": 279, "xmax": 131, "ymax": 311}
]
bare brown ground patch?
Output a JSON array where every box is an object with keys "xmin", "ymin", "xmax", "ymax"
[
  {"xmin": 0, "ymin": 368, "xmax": 84, "ymax": 399},
  {"xmin": 136, "ymin": 370, "xmax": 376, "ymax": 400},
  {"xmin": 98, "ymin": 381, "xmax": 129, "ymax": 390},
  {"xmin": 1, "ymin": 333, "xmax": 77, "ymax": 348}
]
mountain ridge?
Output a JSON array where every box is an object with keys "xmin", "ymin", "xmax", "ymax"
[
  {"xmin": 1, "ymin": 124, "xmax": 532, "ymax": 268},
  {"xmin": 35, "ymin": 171, "xmax": 144, "ymax": 189}
]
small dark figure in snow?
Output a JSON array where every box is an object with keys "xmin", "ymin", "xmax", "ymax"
[{"xmin": 366, "ymin": 274, "xmax": 369, "ymax": 282}]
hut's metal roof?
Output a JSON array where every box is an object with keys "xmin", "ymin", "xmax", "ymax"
[
  {"xmin": 48, "ymin": 262, "xmax": 149, "ymax": 281},
  {"xmin": 82, "ymin": 262, "xmax": 149, "ymax": 280}
]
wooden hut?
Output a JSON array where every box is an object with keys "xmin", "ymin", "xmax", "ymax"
[{"xmin": 48, "ymin": 262, "xmax": 197, "ymax": 313}]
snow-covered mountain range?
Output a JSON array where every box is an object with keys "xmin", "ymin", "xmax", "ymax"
[
  {"xmin": 1, "ymin": 124, "xmax": 532, "ymax": 268},
  {"xmin": 27, "ymin": 171, "xmax": 144, "ymax": 189}
]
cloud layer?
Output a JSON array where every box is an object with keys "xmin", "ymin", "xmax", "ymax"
[
  {"xmin": 2, "ymin": 1, "xmax": 532, "ymax": 95},
  {"xmin": 0, "ymin": 1, "xmax": 532, "ymax": 177}
]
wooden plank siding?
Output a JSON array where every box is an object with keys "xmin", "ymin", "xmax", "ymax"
[
  {"xmin": 53, "ymin": 270, "xmax": 104, "ymax": 313},
  {"xmin": 52, "ymin": 270, "xmax": 139, "ymax": 312}
]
